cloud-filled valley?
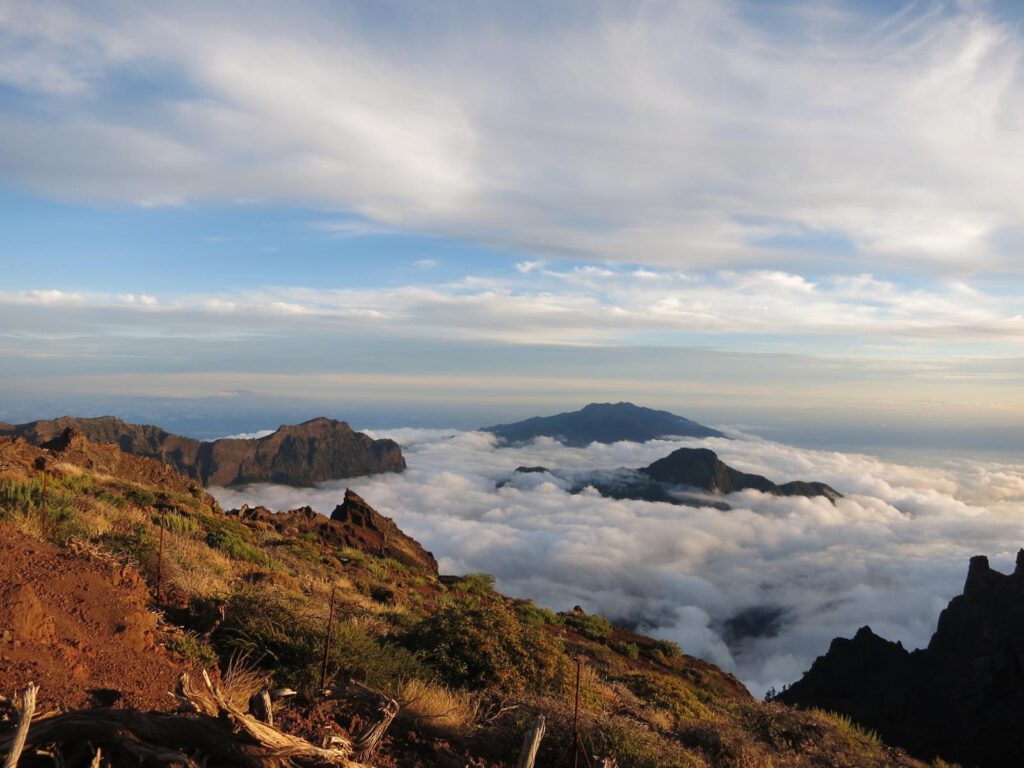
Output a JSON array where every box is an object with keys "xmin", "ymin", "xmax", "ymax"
[{"xmin": 211, "ymin": 428, "xmax": 1024, "ymax": 697}]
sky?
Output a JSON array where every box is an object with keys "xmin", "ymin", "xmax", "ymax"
[{"xmin": 1, "ymin": 0, "xmax": 1023, "ymax": 450}]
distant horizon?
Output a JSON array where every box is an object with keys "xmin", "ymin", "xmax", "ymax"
[{"xmin": 2, "ymin": 393, "xmax": 1019, "ymax": 461}]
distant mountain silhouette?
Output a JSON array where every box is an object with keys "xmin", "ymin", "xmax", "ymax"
[
  {"xmin": 500, "ymin": 446, "xmax": 840, "ymax": 506},
  {"xmin": 779, "ymin": 551, "xmax": 1024, "ymax": 768},
  {"xmin": 0, "ymin": 415, "xmax": 405, "ymax": 486},
  {"xmin": 643, "ymin": 447, "xmax": 840, "ymax": 499},
  {"xmin": 482, "ymin": 402, "xmax": 726, "ymax": 446}
]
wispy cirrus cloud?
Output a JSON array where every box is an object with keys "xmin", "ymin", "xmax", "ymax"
[
  {"xmin": 1, "ymin": 266, "xmax": 1021, "ymax": 349},
  {"xmin": 1, "ymin": 1, "xmax": 1022, "ymax": 271}
]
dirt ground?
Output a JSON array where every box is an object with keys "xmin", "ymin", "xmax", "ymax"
[{"xmin": 0, "ymin": 524, "xmax": 185, "ymax": 712}]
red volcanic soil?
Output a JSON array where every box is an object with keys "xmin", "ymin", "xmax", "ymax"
[{"xmin": 0, "ymin": 524, "xmax": 186, "ymax": 712}]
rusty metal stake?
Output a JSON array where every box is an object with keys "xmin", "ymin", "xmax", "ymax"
[
  {"xmin": 40, "ymin": 471, "xmax": 48, "ymax": 518},
  {"xmin": 157, "ymin": 511, "xmax": 166, "ymax": 606},
  {"xmin": 572, "ymin": 656, "xmax": 582, "ymax": 768},
  {"xmin": 320, "ymin": 586, "xmax": 339, "ymax": 690}
]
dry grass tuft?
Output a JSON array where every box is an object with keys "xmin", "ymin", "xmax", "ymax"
[
  {"xmin": 220, "ymin": 653, "xmax": 270, "ymax": 712},
  {"xmin": 397, "ymin": 679, "xmax": 480, "ymax": 737},
  {"xmin": 164, "ymin": 534, "xmax": 234, "ymax": 599}
]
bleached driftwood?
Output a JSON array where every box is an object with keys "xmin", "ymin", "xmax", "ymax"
[
  {"xmin": 2, "ymin": 683, "xmax": 37, "ymax": 768},
  {"xmin": 515, "ymin": 715, "xmax": 545, "ymax": 768},
  {"xmin": 318, "ymin": 680, "xmax": 398, "ymax": 761},
  {"xmin": 0, "ymin": 675, "xmax": 370, "ymax": 768}
]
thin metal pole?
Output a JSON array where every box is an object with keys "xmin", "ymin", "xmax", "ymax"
[
  {"xmin": 40, "ymin": 471, "xmax": 47, "ymax": 518},
  {"xmin": 320, "ymin": 586, "xmax": 339, "ymax": 690},
  {"xmin": 573, "ymin": 656, "xmax": 582, "ymax": 768},
  {"xmin": 157, "ymin": 512, "xmax": 166, "ymax": 606}
]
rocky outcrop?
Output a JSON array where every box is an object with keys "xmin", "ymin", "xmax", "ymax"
[
  {"xmin": 779, "ymin": 551, "xmax": 1024, "ymax": 768},
  {"xmin": 498, "ymin": 447, "xmax": 840, "ymax": 507},
  {"xmin": 642, "ymin": 448, "xmax": 841, "ymax": 501},
  {"xmin": 227, "ymin": 489, "xmax": 437, "ymax": 575},
  {"xmin": 1, "ymin": 416, "xmax": 406, "ymax": 487},
  {"xmin": 483, "ymin": 401, "xmax": 726, "ymax": 446}
]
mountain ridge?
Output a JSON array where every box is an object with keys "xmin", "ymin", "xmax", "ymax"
[
  {"xmin": 779, "ymin": 551, "xmax": 1024, "ymax": 768},
  {"xmin": 0, "ymin": 415, "xmax": 405, "ymax": 487},
  {"xmin": 502, "ymin": 445, "xmax": 841, "ymax": 506},
  {"xmin": 483, "ymin": 401, "xmax": 726, "ymax": 446}
]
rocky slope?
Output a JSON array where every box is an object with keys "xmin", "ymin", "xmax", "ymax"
[
  {"xmin": 483, "ymin": 401, "xmax": 726, "ymax": 446},
  {"xmin": 502, "ymin": 446, "xmax": 841, "ymax": 507},
  {"xmin": 779, "ymin": 551, "xmax": 1024, "ymax": 768},
  {"xmin": 228, "ymin": 488, "xmax": 438, "ymax": 574},
  {"xmin": 0, "ymin": 415, "xmax": 406, "ymax": 486},
  {"xmin": 0, "ymin": 431, "xmax": 924, "ymax": 768}
]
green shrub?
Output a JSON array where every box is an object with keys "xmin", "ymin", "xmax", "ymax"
[
  {"xmin": 403, "ymin": 595, "xmax": 568, "ymax": 693},
  {"xmin": 641, "ymin": 638, "xmax": 684, "ymax": 665},
  {"xmin": 54, "ymin": 474, "xmax": 93, "ymax": 495},
  {"xmin": 126, "ymin": 487, "xmax": 158, "ymax": 508},
  {"xmin": 205, "ymin": 527, "xmax": 276, "ymax": 569},
  {"xmin": 101, "ymin": 520, "xmax": 157, "ymax": 564},
  {"xmin": 654, "ymin": 639, "xmax": 682, "ymax": 658},
  {"xmin": 564, "ymin": 612, "xmax": 614, "ymax": 642},
  {"xmin": 167, "ymin": 631, "xmax": 219, "ymax": 668},
  {"xmin": 596, "ymin": 719, "xmax": 665, "ymax": 768},
  {"xmin": 216, "ymin": 591, "xmax": 425, "ymax": 687},
  {"xmin": 516, "ymin": 601, "xmax": 562, "ymax": 627},
  {"xmin": 621, "ymin": 673, "xmax": 709, "ymax": 719},
  {"xmin": 452, "ymin": 572, "xmax": 495, "ymax": 596},
  {"xmin": 614, "ymin": 641, "xmax": 640, "ymax": 660},
  {"xmin": 153, "ymin": 510, "xmax": 203, "ymax": 539},
  {"xmin": 0, "ymin": 477, "xmax": 86, "ymax": 545}
]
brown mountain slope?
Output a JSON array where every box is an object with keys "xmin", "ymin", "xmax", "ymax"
[
  {"xmin": 0, "ymin": 415, "xmax": 406, "ymax": 486},
  {"xmin": 0, "ymin": 432, "xmax": 928, "ymax": 767}
]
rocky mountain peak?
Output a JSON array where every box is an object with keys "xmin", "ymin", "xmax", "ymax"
[{"xmin": 781, "ymin": 550, "xmax": 1024, "ymax": 767}]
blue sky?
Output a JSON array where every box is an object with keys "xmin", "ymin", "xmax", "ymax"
[{"xmin": 0, "ymin": 0, "xmax": 1022, "ymax": 448}]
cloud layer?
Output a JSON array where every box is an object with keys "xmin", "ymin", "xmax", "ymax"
[
  {"xmin": 211, "ymin": 429, "xmax": 1024, "ymax": 697},
  {"xmin": 2, "ymin": 1, "xmax": 1024, "ymax": 270}
]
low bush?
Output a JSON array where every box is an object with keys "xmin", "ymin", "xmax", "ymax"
[
  {"xmin": 403, "ymin": 594, "xmax": 568, "ymax": 693},
  {"xmin": 614, "ymin": 641, "xmax": 640, "ymax": 659},
  {"xmin": 126, "ymin": 486, "xmax": 158, "ymax": 508},
  {"xmin": 452, "ymin": 572, "xmax": 495, "ymax": 596},
  {"xmin": 215, "ymin": 590, "xmax": 426, "ymax": 688},
  {"xmin": 516, "ymin": 601, "xmax": 562, "ymax": 627},
  {"xmin": 205, "ymin": 527, "xmax": 277, "ymax": 569},
  {"xmin": 564, "ymin": 612, "xmax": 614, "ymax": 642}
]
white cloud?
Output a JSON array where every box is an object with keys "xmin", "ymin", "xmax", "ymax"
[
  {"xmin": 1, "ymin": 266, "xmax": 1019, "ymax": 350},
  {"xmin": 5, "ymin": 289, "xmax": 87, "ymax": 305},
  {"xmin": 2, "ymin": 2, "xmax": 1023, "ymax": 270},
  {"xmin": 211, "ymin": 429, "xmax": 1024, "ymax": 698},
  {"xmin": 118, "ymin": 293, "xmax": 158, "ymax": 306}
]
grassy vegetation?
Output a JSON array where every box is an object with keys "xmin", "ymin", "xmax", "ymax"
[
  {"xmin": 0, "ymin": 442, "xmax": 934, "ymax": 768},
  {"xmin": 563, "ymin": 612, "xmax": 614, "ymax": 642},
  {"xmin": 404, "ymin": 594, "xmax": 568, "ymax": 693}
]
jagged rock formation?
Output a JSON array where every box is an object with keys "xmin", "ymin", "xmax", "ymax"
[
  {"xmin": 779, "ymin": 551, "xmax": 1024, "ymax": 768},
  {"xmin": 642, "ymin": 447, "xmax": 841, "ymax": 500},
  {"xmin": 482, "ymin": 401, "xmax": 726, "ymax": 446},
  {"xmin": 227, "ymin": 489, "xmax": 437, "ymax": 575},
  {"xmin": 0, "ymin": 416, "xmax": 405, "ymax": 487},
  {"xmin": 500, "ymin": 447, "xmax": 840, "ymax": 507}
]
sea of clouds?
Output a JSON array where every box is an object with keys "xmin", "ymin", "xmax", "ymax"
[{"xmin": 211, "ymin": 429, "xmax": 1024, "ymax": 697}]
